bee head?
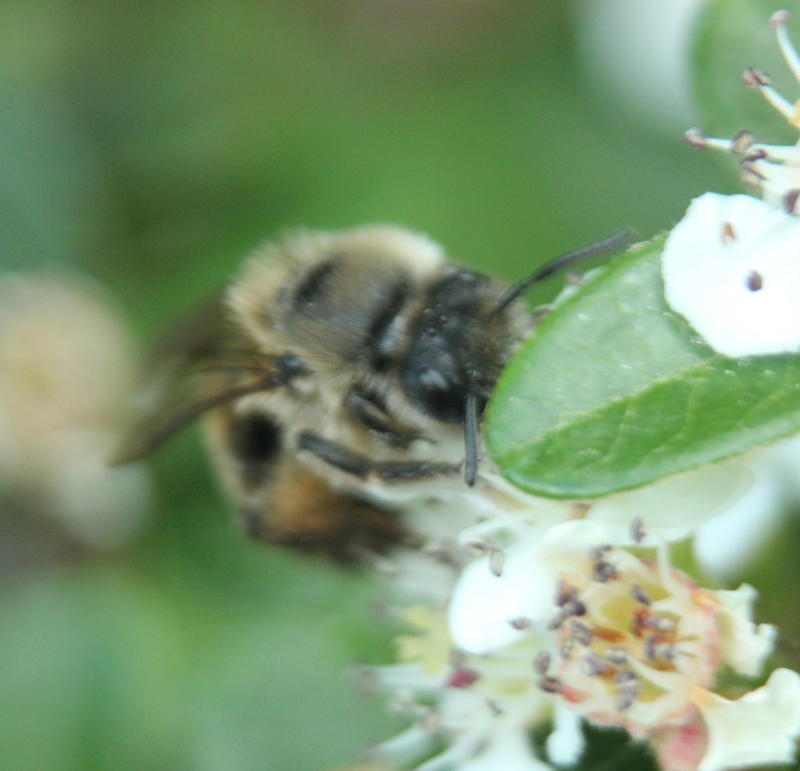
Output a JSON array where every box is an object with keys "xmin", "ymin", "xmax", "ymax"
[{"xmin": 402, "ymin": 270, "xmax": 528, "ymax": 425}]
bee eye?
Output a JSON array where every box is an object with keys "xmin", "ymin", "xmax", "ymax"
[
  {"xmin": 405, "ymin": 366, "xmax": 465, "ymax": 422},
  {"xmin": 230, "ymin": 412, "xmax": 282, "ymax": 464}
]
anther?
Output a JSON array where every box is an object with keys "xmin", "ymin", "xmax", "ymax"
[
  {"xmin": 630, "ymin": 516, "xmax": 646, "ymax": 544},
  {"xmin": 615, "ymin": 681, "xmax": 640, "ymax": 712},
  {"xmin": 746, "ymin": 270, "xmax": 764, "ymax": 292},
  {"xmin": 555, "ymin": 579, "xmax": 578, "ymax": 607},
  {"xmin": 589, "ymin": 544, "xmax": 613, "ymax": 561},
  {"xmin": 746, "ymin": 147, "xmax": 768, "ymax": 162},
  {"xmin": 784, "ymin": 188, "xmax": 800, "ymax": 213},
  {"xmin": 685, "ymin": 128, "xmax": 708, "ymax": 149},
  {"xmin": 607, "ymin": 647, "xmax": 627, "ymax": 665},
  {"xmin": 571, "ymin": 620, "xmax": 593, "ymax": 646},
  {"xmin": 566, "ymin": 598, "xmax": 587, "ymax": 617},
  {"xmin": 489, "ymin": 548, "xmax": 505, "ymax": 577},
  {"xmin": 581, "ymin": 651, "xmax": 607, "ymax": 676},
  {"xmin": 533, "ymin": 651, "xmax": 551, "ymax": 675},
  {"xmin": 770, "ymin": 10, "xmax": 790, "ymax": 29},
  {"xmin": 721, "ymin": 222, "xmax": 737, "ymax": 246},
  {"xmin": 593, "ymin": 560, "xmax": 618, "ymax": 583},
  {"xmin": 538, "ymin": 676, "xmax": 562, "ymax": 694},
  {"xmin": 731, "ymin": 129, "xmax": 755, "ymax": 154},
  {"xmin": 743, "ymin": 67, "xmax": 771, "ymax": 88},
  {"xmin": 486, "ymin": 699, "xmax": 504, "ymax": 716},
  {"xmin": 640, "ymin": 614, "xmax": 660, "ymax": 630},
  {"xmin": 632, "ymin": 585, "xmax": 651, "ymax": 605},
  {"xmin": 509, "ymin": 616, "xmax": 531, "ymax": 630}
]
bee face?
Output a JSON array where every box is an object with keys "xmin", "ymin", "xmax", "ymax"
[
  {"xmin": 115, "ymin": 225, "xmax": 630, "ymax": 561},
  {"xmin": 402, "ymin": 269, "xmax": 528, "ymax": 423}
]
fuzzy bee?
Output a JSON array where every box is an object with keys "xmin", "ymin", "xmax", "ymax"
[{"xmin": 114, "ymin": 226, "xmax": 630, "ymax": 561}]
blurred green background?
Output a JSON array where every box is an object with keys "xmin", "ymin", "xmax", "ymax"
[{"xmin": 4, "ymin": 0, "xmax": 794, "ymax": 769}]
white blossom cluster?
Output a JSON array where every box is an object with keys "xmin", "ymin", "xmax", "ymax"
[
  {"xmin": 357, "ymin": 11, "xmax": 800, "ymax": 771},
  {"xmin": 359, "ymin": 467, "xmax": 800, "ymax": 771}
]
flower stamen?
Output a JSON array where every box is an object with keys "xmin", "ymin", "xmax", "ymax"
[
  {"xmin": 771, "ymin": 10, "xmax": 800, "ymax": 85},
  {"xmin": 743, "ymin": 66, "xmax": 799, "ymax": 123}
]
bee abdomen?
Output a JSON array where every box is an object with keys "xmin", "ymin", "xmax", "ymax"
[{"xmin": 230, "ymin": 412, "xmax": 282, "ymax": 464}]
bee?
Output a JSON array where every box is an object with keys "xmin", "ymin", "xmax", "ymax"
[{"xmin": 114, "ymin": 225, "xmax": 631, "ymax": 561}]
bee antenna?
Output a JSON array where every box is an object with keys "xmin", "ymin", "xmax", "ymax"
[
  {"xmin": 492, "ymin": 228, "xmax": 635, "ymax": 315},
  {"xmin": 463, "ymin": 387, "xmax": 480, "ymax": 486}
]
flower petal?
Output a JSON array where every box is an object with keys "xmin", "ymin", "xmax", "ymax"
[
  {"xmin": 692, "ymin": 668, "xmax": 800, "ymax": 771},
  {"xmin": 545, "ymin": 703, "xmax": 585, "ymax": 767},
  {"xmin": 460, "ymin": 725, "xmax": 554, "ymax": 771},
  {"xmin": 714, "ymin": 584, "xmax": 776, "ymax": 677},
  {"xmin": 587, "ymin": 456, "xmax": 754, "ymax": 542},
  {"xmin": 449, "ymin": 522, "xmax": 610, "ymax": 655},
  {"xmin": 662, "ymin": 192, "xmax": 800, "ymax": 357},
  {"xmin": 448, "ymin": 539, "xmax": 555, "ymax": 654}
]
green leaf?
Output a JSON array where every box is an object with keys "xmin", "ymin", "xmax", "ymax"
[
  {"xmin": 486, "ymin": 236, "xmax": 800, "ymax": 498},
  {"xmin": 691, "ymin": 0, "xmax": 798, "ymax": 144}
]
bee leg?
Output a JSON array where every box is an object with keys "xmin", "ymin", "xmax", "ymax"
[
  {"xmin": 297, "ymin": 431, "xmax": 458, "ymax": 482},
  {"xmin": 344, "ymin": 390, "xmax": 423, "ymax": 448}
]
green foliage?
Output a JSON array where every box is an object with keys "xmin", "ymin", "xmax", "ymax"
[
  {"xmin": 0, "ymin": 560, "xmax": 394, "ymax": 771},
  {"xmin": 487, "ymin": 237, "xmax": 800, "ymax": 497}
]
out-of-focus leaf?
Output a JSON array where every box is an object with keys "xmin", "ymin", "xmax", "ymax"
[
  {"xmin": 0, "ymin": 562, "xmax": 393, "ymax": 771},
  {"xmin": 486, "ymin": 236, "xmax": 800, "ymax": 497}
]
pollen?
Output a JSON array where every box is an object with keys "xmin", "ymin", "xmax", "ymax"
[{"xmin": 545, "ymin": 548, "xmax": 719, "ymax": 729}]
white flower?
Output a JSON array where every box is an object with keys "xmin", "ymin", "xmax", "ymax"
[
  {"xmin": 662, "ymin": 11, "xmax": 800, "ymax": 358},
  {"xmin": 692, "ymin": 439, "xmax": 794, "ymax": 580},
  {"xmin": 458, "ymin": 724, "xmax": 554, "ymax": 771},
  {"xmin": 690, "ymin": 668, "xmax": 800, "ymax": 771},
  {"xmin": 0, "ymin": 272, "xmax": 151, "ymax": 548},
  {"xmin": 662, "ymin": 192, "xmax": 800, "ymax": 356},
  {"xmin": 713, "ymin": 584, "xmax": 776, "ymax": 677},
  {"xmin": 447, "ymin": 453, "xmax": 756, "ymax": 558},
  {"xmin": 583, "ymin": 456, "xmax": 755, "ymax": 543},
  {"xmin": 447, "ymin": 521, "xmax": 794, "ymax": 770},
  {"xmin": 365, "ymin": 602, "xmax": 557, "ymax": 770}
]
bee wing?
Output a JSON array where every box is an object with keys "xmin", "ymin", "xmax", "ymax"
[{"xmin": 111, "ymin": 292, "xmax": 291, "ymax": 465}]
